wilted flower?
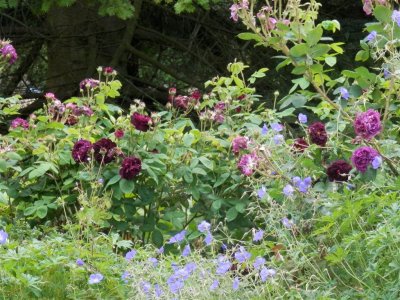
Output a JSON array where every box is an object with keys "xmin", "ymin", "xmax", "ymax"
[
  {"xmin": 10, "ymin": 118, "xmax": 29, "ymax": 130},
  {"xmin": 172, "ymin": 95, "xmax": 189, "ymax": 110},
  {"xmin": 327, "ymin": 160, "xmax": 352, "ymax": 182},
  {"xmin": 72, "ymin": 139, "xmax": 92, "ymax": 163},
  {"xmin": 298, "ymin": 113, "xmax": 308, "ymax": 124},
  {"xmin": 354, "ymin": 109, "xmax": 381, "ymax": 140},
  {"xmin": 88, "ymin": 273, "xmax": 104, "ymax": 284},
  {"xmin": 76, "ymin": 258, "xmax": 84, "ymax": 266},
  {"xmin": 125, "ymin": 249, "xmax": 137, "ymax": 261},
  {"xmin": 232, "ymin": 136, "xmax": 249, "ymax": 154},
  {"xmin": 45, "ymin": 92, "xmax": 57, "ymax": 101},
  {"xmin": 292, "ymin": 138, "xmax": 309, "ymax": 152},
  {"xmin": 260, "ymin": 267, "xmax": 276, "ymax": 282},
  {"xmin": 197, "ymin": 221, "xmax": 211, "ymax": 233},
  {"xmin": 0, "ymin": 230, "xmax": 8, "ymax": 244},
  {"xmin": 266, "ymin": 17, "xmax": 277, "ymax": 30},
  {"xmin": 237, "ymin": 152, "xmax": 258, "ymax": 176},
  {"xmin": 253, "ymin": 229, "xmax": 264, "ymax": 242},
  {"xmin": 0, "ymin": 42, "xmax": 18, "ymax": 64},
  {"xmin": 131, "ymin": 112, "xmax": 152, "ymax": 132},
  {"xmin": 308, "ymin": 122, "xmax": 328, "ymax": 147},
  {"xmin": 168, "ymin": 230, "xmax": 186, "ymax": 244},
  {"xmin": 234, "ymin": 246, "xmax": 251, "ymax": 263},
  {"xmin": 93, "ymin": 138, "xmax": 117, "ymax": 164},
  {"xmin": 230, "ymin": 4, "xmax": 240, "ymax": 22},
  {"xmin": 351, "ymin": 146, "xmax": 379, "ymax": 173},
  {"xmin": 119, "ymin": 156, "xmax": 142, "ymax": 180},
  {"xmin": 363, "ymin": 0, "xmax": 373, "ymax": 15},
  {"xmin": 80, "ymin": 78, "xmax": 100, "ymax": 90}
]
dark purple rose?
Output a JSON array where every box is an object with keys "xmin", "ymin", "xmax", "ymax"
[
  {"xmin": 72, "ymin": 139, "xmax": 92, "ymax": 163},
  {"xmin": 327, "ymin": 160, "xmax": 352, "ymax": 182},
  {"xmin": 351, "ymin": 146, "xmax": 379, "ymax": 173},
  {"xmin": 119, "ymin": 156, "xmax": 142, "ymax": 179},
  {"xmin": 10, "ymin": 118, "xmax": 29, "ymax": 130},
  {"xmin": 292, "ymin": 138, "xmax": 309, "ymax": 152},
  {"xmin": 308, "ymin": 122, "xmax": 328, "ymax": 147},
  {"xmin": 0, "ymin": 43, "xmax": 18, "ymax": 64},
  {"xmin": 93, "ymin": 138, "xmax": 117, "ymax": 164},
  {"xmin": 131, "ymin": 112, "xmax": 152, "ymax": 132},
  {"xmin": 354, "ymin": 109, "xmax": 382, "ymax": 140},
  {"xmin": 172, "ymin": 95, "xmax": 189, "ymax": 110},
  {"xmin": 232, "ymin": 136, "xmax": 249, "ymax": 154},
  {"xmin": 103, "ymin": 66, "xmax": 114, "ymax": 74}
]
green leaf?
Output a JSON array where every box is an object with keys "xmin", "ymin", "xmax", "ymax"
[
  {"xmin": 119, "ymin": 179, "xmax": 135, "ymax": 194},
  {"xmin": 237, "ymin": 32, "xmax": 263, "ymax": 42},
  {"xmin": 325, "ymin": 56, "xmax": 337, "ymax": 67},
  {"xmin": 214, "ymin": 173, "xmax": 230, "ymax": 188},
  {"xmin": 24, "ymin": 206, "xmax": 37, "ymax": 216},
  {"xmin": 29, "ymin": 163, "xmax": 53, "ymax": 179},
  {"xmin": 106, "ymin": 174, "xmax": 121, "ymax": 187},
  {"xmin": 374, "ymin": 5, "xmax": 392, "ymax": 23},
  {"xmin": 199, "ymin": 157, "xmax": 213, "ymax": 170},
  {"xmin": 0, "ymin": 159, "xmax": 7, "ymax": 172},
  {"xmin": 226, "ymin": 207, "xmax": 238, "ymax": 222},
  {"xmin": 309, "ymin": 44, "xmax": 330, "ymax": 58},
  {"xmin": 192, "ymin": 167, "xmax": 207, "ymax": 176},
  {"xmin": 289, "ymin": 43, "xmax": 309, "ymax": 57},
  {"xmin": 305, "ymin": 26, "xmax": 323, "ymax": 47},
  {"xmin": 212, "ymin": 199, "xmax": 222, "ymax": 211},
  {"xmin": 151, "ymin": 229, "xmax": 164, "ymax": 247},
  {"xmin": 183, "ymin": 133, "xmax": 195, "ymax": 147},
  {"xmin": 36, "ymin": 206, "xmax": 48, "ymax": 219}
]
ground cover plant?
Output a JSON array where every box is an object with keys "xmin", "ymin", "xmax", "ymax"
[{"xmin": 1, "ymin": 0, "xmax": 400, "ymax": 299}]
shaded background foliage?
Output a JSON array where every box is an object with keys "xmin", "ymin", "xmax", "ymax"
[{"xmin": 0, "ymin": 0, "xmax": 368, "ymax": 124}]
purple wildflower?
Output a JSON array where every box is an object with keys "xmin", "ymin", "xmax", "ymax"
[
  {"xmin": 125, "ymin": 249, "xmax": 137, "ymax": 261},
  {"xmin": 204, "ymin": 232, "xmax": 213, "ymax": 246},
  {"xmin": 281, "ymin": 217, "xmax": 294, "ymax": 229},
  {"xmin": 392, "ymin": 10, "xmax": 400, "ymax": 27},
  {"xmin": 216, "ymin": 257, "xmax": 232, "ymax": 275},
  {"xmin": 298, "ymin": 113, "xmax": 307, "ymax": 124},
  {"xmin": 158, "ymin": 246, "xmax": 164, "ymax": 254},
  {"xmin": 210, "ymin": 279, "xmax": 219, "ymax": 291},
  {"xmin": 182, "ymin": 244, "xmax": 191, "ymax": 257},
  {"xmin": 234, "ymin": 246, "xmax": 251, "ymax": 263},
  {"xmin": 366, "ymin": 31, "xmax": 377, "ymax": 42},
  {"xmin": 197, "ymin": 220, "xmax": 211, "ymax": 233},
  {"xmin": 253, "ymin": 257, "xmax": 266, "ymax": 270},
  {"xmin": 273, "ymin": 134, "xmax": 284, "ymax": 145},
  {"xmin": 384, "ymin": 68, "xmax": 391, "ymax": 79},
  {"xmin": 253, "ymin": 229, "xmax": 264, "ymax": 242},
  {"xmin": 88, "ymin": 273, "xmax": 104, "ymax": 284},
  {"xmin": 184, "ymin": 262, "xmax": 197, "ymax": 274},
  {"xmin": 232, "ymin": 277, "xmax": 240, "ymax": 290},
  {"xmin": 155, "ymin": 284, "xmax": 163, "ymax": 297},
  {"xmin": 141, "ymin": 281, "xmax": 151, "ymax": 294},
  {"xmin": 148, "ymin": 257, "xmax": 158, "ymax": 267},
  {"xmin": 372, "ymin": 156, "xmax": 382, "ymax": 169},
  {"xmin": 351, "ymin": 146, "xmax": 379, "ymax": 173},
  {"xmin": 257, "ymin": 186, "xmax": 267, "ymax": 198},
  {"xmin": 271, "ymin": 122, "xmax": 283, "ymax": 132},
  {"xmin": 76, "ymin": 258, "xmax": 84, "ymax": 266},
  {"xmin": 121, "ymin": 271, "xmax": 130, "ymax": 283},
  {"xmin": 0, "ymin": 230, "xmax": 8, "ymax": 245},
  {"xmin": 283, "ymin": 184, "xmax": 294, "ymax": 197},
  {"xmin": 339, "ymin": 87, "xmax": 349, "ymax": 100},
  {"xmin": 261, "ymin": 123, "xmax": 268, "ymax": 135},
  {"xmin": 168, "ymin": 230, "xmax": 186, "ymax": 244},
  {"xmin": 260, "ymin": 267, "xmax": 276, "ymax": 282}
]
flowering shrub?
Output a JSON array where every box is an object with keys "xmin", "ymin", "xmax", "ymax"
[{"xmin": 1, "ymin": 0, "xmax": 400, "ymax": 298}]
